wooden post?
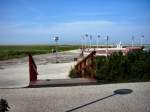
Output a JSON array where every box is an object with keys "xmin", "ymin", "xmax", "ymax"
[{"xmin": 28, "ymin": 54, "xmax": 38, "ymax": 82}]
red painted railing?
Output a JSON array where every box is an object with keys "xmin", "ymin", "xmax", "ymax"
[
  {"xmin": 28, "ymin": 54, "xmax": 38, "ymax": 82},
  {"xmin": 75, "ymin": 51, "xmax": 96, "ymax": 78}
]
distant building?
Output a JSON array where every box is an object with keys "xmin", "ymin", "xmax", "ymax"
[{"xmin": 84, "ymin": 46, "xmax": 142, "ymax": 56}]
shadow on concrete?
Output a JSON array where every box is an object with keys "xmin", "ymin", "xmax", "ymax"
[
  {"xmin": 114, "ymin": 89, "xmax": 133, "ymax": 95},
  {"xmin": 66, "ymin": 89, "xmax": 133, "ymax": 112}
]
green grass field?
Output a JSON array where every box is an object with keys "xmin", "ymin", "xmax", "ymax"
[{"xmin": 0, "ymin": 45, "xmax": 80, "ymax": 60}]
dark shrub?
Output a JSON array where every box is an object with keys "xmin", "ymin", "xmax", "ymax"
[
  {"xmin": 69, "ymin": 67, "xmax": 78, "ymax": 78},
  {"xmin": 96, "ymin": 50, "xmax": 150, "ymax": 82}
]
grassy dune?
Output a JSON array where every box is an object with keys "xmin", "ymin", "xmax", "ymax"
[{"xmin": 0, "ymin": 45, "xmax": 80, "ymax": 60}]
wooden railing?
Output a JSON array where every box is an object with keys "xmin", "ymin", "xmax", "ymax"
[
  {"xmin": 28, "ymin": 54, "xmax": 38, "ymax": 82},
  {"xmin": 75, "ymin": 51, "xmax": 96, "ymax": 78}
]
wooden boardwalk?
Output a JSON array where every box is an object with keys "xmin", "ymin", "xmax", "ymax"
[{"xmin": 29, "ymin": 78, "xmax": 97, "ymax": 88}]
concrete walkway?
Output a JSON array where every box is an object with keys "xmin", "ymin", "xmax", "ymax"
[
  {"xmin": 0, "ymin": 82, "xmax": 150, "ymax": 112},
  {"xmin": 0, "ymin": 62, "xmax": 74, "ymax": 88}
]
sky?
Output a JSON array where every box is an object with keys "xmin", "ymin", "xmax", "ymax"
[{"xmin": 0, "ymin": 0, "xmax": 150, "ymax": 45}]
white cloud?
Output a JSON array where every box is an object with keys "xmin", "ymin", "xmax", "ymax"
[{"xmin": 0, "ymin": 20, "xmax": 115, "ymax": 35}]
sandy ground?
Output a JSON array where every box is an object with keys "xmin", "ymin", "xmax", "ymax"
[
  {"xmin": 0, "ymin": 50, "xmax": 80, "ymax": 88},
  {"xmin": 0, "ymin": 82, "xmax": 150, "ymax": 112}
]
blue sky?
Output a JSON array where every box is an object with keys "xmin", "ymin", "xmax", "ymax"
[{"xmin": 0, "ymin": 0, "xmax": 150, "ymax": 45}]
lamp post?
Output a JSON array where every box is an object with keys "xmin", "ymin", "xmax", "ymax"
[
  {"xmin": 90, "ymin": 35, "xmax": 92, "ymax": 49},
  {"xmin": 141, "ymin": 35, "xmax": 144, "ymax": 46},
  {"xmin": 132, "ymin": 36, "xmax": 134, "ymax": 48},
  {"xmin": 85, "ymin": 34, "xmax": 88, "ymax": 50},
  {"xmin": 106, "ymin": 35, "xmax": 109, "ymax": 57},
  {"xmin": 81, "ymin": 35, "xmax": 84, "ymax": 51},
  {"xmin": 97, "ymin": 35, "xmax": 100, "ymax": 48},
  {"xmin": 81, "ymin": 35, "xmax": 84, "ymax": 57},
  {"xmin": 54, "ymin": 36, "xmax": 59, "ymax": 63}
]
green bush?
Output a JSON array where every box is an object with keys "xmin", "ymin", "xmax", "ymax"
[
  {"xmin": 69, "ymin": 67, "xmax": 79, "ymax": 78},
  {"xmin": 96, "ymin": 50, "xmax": 150, "ymax": 82},
  {"xmin": 69, "ymin": 50, "xmax": 150, "ymax": 83},
  {"xmin": 0, "ymin": 99, "xmax": 10, "ymax": 112}
]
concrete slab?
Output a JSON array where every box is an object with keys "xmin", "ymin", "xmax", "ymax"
[{"xmin": 0, "ymin": 82, "xmax": 150, "ymax": 112}]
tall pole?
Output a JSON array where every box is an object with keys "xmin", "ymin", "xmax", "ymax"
[
  {"xmin": 141, "ymin": 35, "xmax": 144, "ymax": 46},
  {"xmin": 132, "ymin": 36, "xmax": 134, "ymax": 48},
  {"xmin": 85, "ymin": 34, "xmax": 88, "ymax": 49},
  {"xmin": 90, "ymin": 35, "xmax": 92, "ymax": 49},
  {"xmin": 97, "ymin": 35, "xmax": 100, "ymax": 48},
  {"xmin": 81, "ymin": 35, "xmax": 84, "ymax": 51},
  {"xmin": 54, "ymin": 36, "xmax": 59, "ymax": 63},
  {"xmin": 106, "ymin": 35, "xmax": 109, "ymax": 57},
  {"xmin": 81, "ymin": 35, "xmax": 84, "ymax": 57}
]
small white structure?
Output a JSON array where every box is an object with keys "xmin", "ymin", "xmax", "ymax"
[{"xmin": 117, "ymin": 41, "xmax": 122, "ymax": 49}]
